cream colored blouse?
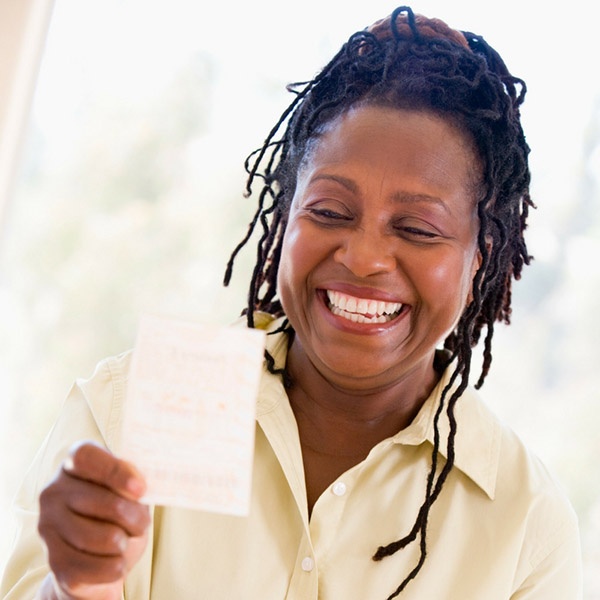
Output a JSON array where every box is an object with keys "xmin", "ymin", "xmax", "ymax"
[{"xmin": 1, "ymin": 317, "xmax": 582, "ymax": 599}]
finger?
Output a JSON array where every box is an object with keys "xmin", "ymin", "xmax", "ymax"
[
  {"xmin": 55, "ymin": 510, "xmax": 128, "ymax": 557},
  {"xmin": 63, "ymin": 442, "xmax": 146, "ymax": 500},
  {"xmin": 39, "ymin": 481, "xmax": 130, "ymax": 557},
  {"xmin": 65, "ymin": 479, "xmax": 151, "ymax": 537},
  {"xmin": 44, "ymin": 529, "xmax": 128, "ymax": 588},
  {"xmin": 43, "ymin": 453, "xmax": 150, "ymax": 536}
]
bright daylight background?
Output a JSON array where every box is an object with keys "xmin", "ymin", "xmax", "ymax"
[{"xmin": 1, "ymin": 0, "xmax": 599, "ymax": 596}]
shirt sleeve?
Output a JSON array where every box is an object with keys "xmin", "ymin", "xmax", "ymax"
[
  {"xmin": 0, "ymin": 360, "xmax": 117, "ymax": 599},
  {"xmin": 510, "ymin": 514, "xmax": 583, "ymax": 600}
]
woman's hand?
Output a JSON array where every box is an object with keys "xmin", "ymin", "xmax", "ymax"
[{"xmin": 37, "ymin": 442, "xmax": 151, "ymax": 600}]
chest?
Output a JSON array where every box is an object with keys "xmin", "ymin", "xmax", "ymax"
[
  {"xmin": 300, "ymin": 443, "xmax": 367, "ymax": 515},
  {"xmin": 143, "ymin": 443, "xmax": 523, "ymax": 600}
]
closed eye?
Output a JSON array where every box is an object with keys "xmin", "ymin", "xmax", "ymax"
[
  {"xmin": 400, "ymin": 226, "xmax": 438, "ymax": 238},
  {"xmin": 307, "ymin": 208, "xmax": 352, "ymax": 221},
  {"xmin": 393, "ymin": 222, "xmax": 443, "ymax": 242}
]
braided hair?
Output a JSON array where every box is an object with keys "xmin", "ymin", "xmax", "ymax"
[{"xmin": 224, "ymin": 6, "xmax": 533, "ymax": 597}]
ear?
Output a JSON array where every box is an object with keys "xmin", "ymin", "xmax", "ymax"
[{"xmin": 466, "ymin": 236, "xmax": 492, "ymax": 305}]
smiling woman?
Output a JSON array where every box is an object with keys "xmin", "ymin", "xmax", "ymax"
[
  {"xmin": 221, "ymin": 7, "xmax": 580, "ymax": 598},
  {"xmin": 0, "ymin": 5, "xmax": 585, "ymax": 600},
  {"xmin": 278, "ymin": 108, "xmax": 481, "ymax": 395}
]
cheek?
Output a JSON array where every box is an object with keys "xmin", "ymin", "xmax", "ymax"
[
  {"xmin": 277, "ymin": 223, "xmax": 313, "ymax": 303},
  {"xmin": 420, "ymin": 250, "xmax": 476, "ymax": 308},
  {"xmin": 278, "ymin": 225, "xmax": 301, "ymax": 280},
  {"xmin": 279, "ymin": 219, "xmax": 330, "ymax": 276}
]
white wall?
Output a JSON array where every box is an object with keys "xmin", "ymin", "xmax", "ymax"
[{"xmin": 0, "ymin": 0, "xmax": 54, "ymax": 234}]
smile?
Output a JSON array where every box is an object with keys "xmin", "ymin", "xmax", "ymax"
[{"xmin": 326, "ymin": 290, "xmax": 403, "ymax": 324}]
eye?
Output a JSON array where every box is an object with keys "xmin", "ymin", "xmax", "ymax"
[
  {"xmin": 400, "ymin": 226, "xmax": 437, "ymax": 238},
  {"xmin": 308, "ymin": 207, "xmax": 351, "ymax": 221},
  {"xmin": 303, "ymin": 198, "xmax": 353, "ymax": 225},
  {"xmin": 393, "ymin": 219, "xmax": 441, "ymax": 240}
]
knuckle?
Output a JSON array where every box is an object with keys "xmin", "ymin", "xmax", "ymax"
[
  {"xmin": 64, "ymin": 528, "xmax": 87, "ymax": 553},
  {"xmin": 36, "ymin": 517, "xmax": 48, "ymax": 540},
  {"xmin": 67, "ymin": 441, "xmax": 109, "ymax": 477},
  {"xmin": 106, "ymin": 458, "xmax": 124, "ymax": 485},
  {"xmin": 106, "ymin": 526, "xmax": 126, "ymax": 552},
  {"xmin": 77, "ymin": 522, "xmax": 124, "ymax": 554},
  {"xmin": 38, "ymin": 484, "xmax": 53, "ymax": 507},
  {"xmin": 110, "ymin": 496, "xmax": 129, "ymax": 522},
  {"xmin": 70, "ymin": 440, "xmax": 96, "ymax": 467},
  {"xmin": 81, "ymin": 521, "xmax": 124, "ymax": 555},
  {"xmin": 38, "ymin": 486, "xmax": 64, "ymax": 538},
  {"xmin": 118, "ymin": 500, "xmax": 151, "ymax": 535},
  {"xmin": 37, "ymin": 505, "xmax": 53, "ymax": 530}
]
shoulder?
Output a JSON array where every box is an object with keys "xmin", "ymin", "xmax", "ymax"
[
  {"xmin": 495, "ymin": 422, "xmax": 582, "ymax": 594},
  {"xmin": 459, "ymin": 385, "xmax": 576, "ymax": 517},
  {"xmin": 494, "ymin": 407, "xmax": 579, "ymax": 559},
  {"xmin": 477, "ymin": 391, "xmax": 574, "ymax": 515},
  {"xmin": 460, "ymin": 387, "xmax": 580, "ymax": 582}
]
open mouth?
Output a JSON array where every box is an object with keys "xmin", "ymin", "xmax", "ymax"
[{"xmin": 325, "ymin": 290, "xmax": 404, "ymax": 324}]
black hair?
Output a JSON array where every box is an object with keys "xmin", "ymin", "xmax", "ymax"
[{"xmin": 224, "ymin": 6, "xmax": 533, "ymax": 597}]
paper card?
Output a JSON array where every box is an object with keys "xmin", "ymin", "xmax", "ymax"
[{"xmin": 120, "ymin": 314, "xmax": 266, "ymax": 516}]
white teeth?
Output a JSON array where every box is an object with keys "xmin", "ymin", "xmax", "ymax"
[{"xmin": 326, "ymin": 290, "xmax": 403, "ymax": 324}]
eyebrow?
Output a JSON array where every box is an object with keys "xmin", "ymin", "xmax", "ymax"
[
  {"xmin": 390, "ymin": 191, "xmax": 450, "ymax": 213},
  {"xmin": 308, "ymin": 173, "xmax": 450, "ymax": 213},
  {"xmin": 309, "ymin": 173, "xmax": 359, "ymax": 193}
]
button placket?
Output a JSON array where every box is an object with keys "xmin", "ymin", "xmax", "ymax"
[{"xmin": 308, "ymin": 473, "xmax": 355, "ymax": 582}]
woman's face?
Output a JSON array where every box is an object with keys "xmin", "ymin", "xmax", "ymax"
[{"xmin": 277, "ymin": 105, "xmax": 481, "ymax": 391}]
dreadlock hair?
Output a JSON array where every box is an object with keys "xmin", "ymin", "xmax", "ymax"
[{"xmin": 224, "ymin": 6, "xmax": 533, "ymax": 598}]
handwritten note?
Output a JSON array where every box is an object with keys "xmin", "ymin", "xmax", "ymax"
[{"xmin": 120, "ymin": 314, "xmax": 266, "ymax": 516}]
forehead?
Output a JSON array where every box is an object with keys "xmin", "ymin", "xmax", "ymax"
[{"xmin": 299, "ymin": 105, "xmax": 481, "ymax": 201}]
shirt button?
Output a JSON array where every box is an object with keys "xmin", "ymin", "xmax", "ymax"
[
  {"xmin": 332, "ymin": 481, "xmax": 347, "ymax": 496},
  {"xmin": 301, "ymin": 557, "xmax": 314, "ymax": 572}
]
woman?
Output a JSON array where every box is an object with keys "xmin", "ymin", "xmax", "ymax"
[{"xmin": 0, "ymin": 7, "xmax": 581, "ymax": 599}]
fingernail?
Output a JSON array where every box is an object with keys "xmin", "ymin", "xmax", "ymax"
[{"xmin": 126, "ymin": 477, "xmax": 145, "ymax": 496}]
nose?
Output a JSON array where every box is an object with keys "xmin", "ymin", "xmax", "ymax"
[{"xmin": 333, "ymin": 229, "xmax": 396, "ymax": 277}]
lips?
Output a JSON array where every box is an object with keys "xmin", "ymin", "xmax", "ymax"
[{"xmin": 326, "ymin": 290, "xmax": 404, "ymax": 324}]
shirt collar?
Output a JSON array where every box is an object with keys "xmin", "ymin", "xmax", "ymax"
[
  {"xmin": 391, "ymin": 367, "xmax": 501, "ymax": 500},
  {"xmin": 255, "ymin": 314, "xmax": 501, "ymax": 500}
]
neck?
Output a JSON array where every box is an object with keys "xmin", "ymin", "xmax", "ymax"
[
  {"xmin": 285, "ymin": 339, "xmax": 443, "ymax": 515},
  {"xmin": 286, "ymin": 339, "xmax": 440, "ymax": 456}
]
